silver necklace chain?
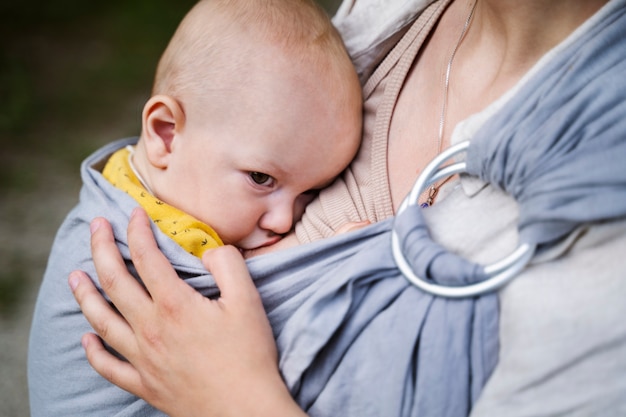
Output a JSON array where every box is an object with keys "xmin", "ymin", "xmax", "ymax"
[{"xmin": 424, "ymin": 0, "xmax": 477, "ymax": 207}]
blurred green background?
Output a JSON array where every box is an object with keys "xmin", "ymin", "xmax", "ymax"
[{"xmin": 0, "ymin": 1, "xmax": 341, "ymax": 415}]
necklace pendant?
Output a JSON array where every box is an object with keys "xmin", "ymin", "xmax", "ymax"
[{"xmin": 420, "ymin": 185, "xmax": 438, "ymax": 208}]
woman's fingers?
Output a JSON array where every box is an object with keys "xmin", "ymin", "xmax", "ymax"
[
  {"xmin": 69, "ymin": 270, "xmax": 143, "ymax": 392},
  {"xmin": 202, "ymin": 245, "xmax": 278, "ymax": 373},
  {"xmin": 80, "ymin": 333, "xmax": 145, "ymax": 398},
  {"xmin": 69, "ymin": 270, "xmax": 136, "ymax": 353},
  {"xmin": 202, "ymin": 245, "xmax": 259, "ymax": 304},
  {"xmin": 334, "ymin": 220, "xmax": 371, "ymax": 235},
  {"xmin": 90, "ymin": 215, "xmax": 152, "ymax": 324},
  {"xmin": 126, "ymin": 208, "xmax": 196, "ymax": 306}
]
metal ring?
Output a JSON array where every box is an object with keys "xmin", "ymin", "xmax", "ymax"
[{"xmin": 391, "ymin": 141, "xmax": 535, "ymax": 298}]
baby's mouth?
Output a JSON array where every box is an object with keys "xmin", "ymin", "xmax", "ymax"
[
  {"xmin": 239, "ymin": 235, "xmax": 283, "ymax": 251},
  {"xmin": 254, "ymin": 235, "xmax": 283, "ymax": 249}
]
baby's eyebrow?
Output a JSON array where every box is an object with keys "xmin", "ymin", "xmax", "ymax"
[{"xmin": 254, "ymin": 158, "xmax": 286, "ymax": 179}]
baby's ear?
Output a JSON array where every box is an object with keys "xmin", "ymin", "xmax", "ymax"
[{"xmin": 141, "ymin": 95, "xmax": 185, "ymax": 169}]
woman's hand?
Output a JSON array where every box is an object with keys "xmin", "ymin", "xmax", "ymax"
[
  {"xmin": 69, "ymin": 208, "xmax": 305, "ymax": 417},
  {"xmin": 334, "ymin": 220, "xmax": 371, "ymax": 235}
]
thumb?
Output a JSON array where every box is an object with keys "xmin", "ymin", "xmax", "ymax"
[{"xmin": 202, "ymin": 245, "xmax": 259, "ymax": 303}]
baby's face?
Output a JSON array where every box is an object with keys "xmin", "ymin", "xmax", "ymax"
[{"xmin": 155, "ymin": 48, "xmax": 362, "ymax": 250}]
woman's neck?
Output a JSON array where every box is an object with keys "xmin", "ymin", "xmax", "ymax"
[
  {"xmin": 445, "ymin": 0, "xmax": 609, "ymax": 108},
  {"xmin": 469, "ymin": 0, "xmax": 609, "ymax": 75}
]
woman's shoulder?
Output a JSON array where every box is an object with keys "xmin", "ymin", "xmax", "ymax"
[{"xmin": 333, "ymin": 0, "xmax": 444, "ymax": 82}]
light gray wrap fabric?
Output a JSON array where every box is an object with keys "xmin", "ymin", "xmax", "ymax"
[{"xmin": 29, "ymin": 2, "xmax": 626, "ymax": 417}]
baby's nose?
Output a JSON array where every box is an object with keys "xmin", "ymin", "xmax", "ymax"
[{"xmin": 260, "ymin": 203, "xmax": 294, "ymax": 235}]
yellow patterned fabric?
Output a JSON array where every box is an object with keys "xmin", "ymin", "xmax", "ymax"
[{"xmin": 102, "ymin": 147, "xmax": 222, "ymax": 257}]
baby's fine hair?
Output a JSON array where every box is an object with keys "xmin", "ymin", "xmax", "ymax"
[{"xmin": 152, "ymin": 0, "xmax": 350, "ymax": 99}]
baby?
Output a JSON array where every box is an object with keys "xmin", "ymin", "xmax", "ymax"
[
  {"xmin": 103, "ymin": 0, "xmax": 362, "ymax": 255},
  {"xmin": 29, "ymin": 2, "xmax": 362, "ymax": 414}
]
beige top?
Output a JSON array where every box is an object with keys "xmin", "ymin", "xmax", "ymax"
[{"xmin": 296, "ymin": 0, "xmax": 449, "ymax": 243}]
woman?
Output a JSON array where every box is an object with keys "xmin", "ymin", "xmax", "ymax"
[{"xmin": 69, "ymin": 0, "xmax": 626, "ymax": 416}]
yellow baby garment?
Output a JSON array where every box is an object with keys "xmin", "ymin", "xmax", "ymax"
[{"xmin": 102, "ymin": 146, "xmax": 222, "ymax": 257}]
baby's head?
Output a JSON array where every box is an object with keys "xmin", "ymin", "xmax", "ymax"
[{"xmin": 133, "ymin": 0, "xmax": 362, "ymax": 250}]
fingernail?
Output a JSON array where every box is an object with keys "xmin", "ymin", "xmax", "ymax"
[
  {"xmin": 131, "ymin": 207, "xmax": 142, "ymax": 219},
  {"xmin": 69, "ymin": 272, "xmax": 80, "ymax": 291},
  {"xmin": 90, "ymin": 218, "xmax": 101, "ymax": 234},
  {"xmin": 81, "ymin": 335, "xmax": 90, "ymax": 349}
]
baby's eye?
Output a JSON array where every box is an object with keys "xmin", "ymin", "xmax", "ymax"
[{"xmin": 249, "ymin": 171, "xmax": 273, "ymax": 186}]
